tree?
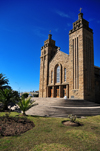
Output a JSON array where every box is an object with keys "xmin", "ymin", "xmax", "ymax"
[
  {"xmin": 33, "ymin": 94, "xmax": 39, "ymax": 97},
  {"xmin": 12, "ymin": 90, "xmax": 20, "ymax": 102},
  {"xmin": 0, "ymin": 88, "xmax": 20, "ymax": 110},
  {"xmin": 18, "ymin": 97, "xmax": 34, "ymax": 115},
  {"xmin": 21, "ymin": 93, "xmax": 29, "ymax": 98},
  {"xmin": 0, "ymin": 73, "xmax": 11, "ymax": 90}
]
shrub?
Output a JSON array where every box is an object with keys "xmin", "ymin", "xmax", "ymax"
[
  {"xmin": 21, "ymin": 93, "xmax": 29, "ymax": 98},
  {"xmin": 33, "ymin": 94, "xmax": 39, "ymax": 97},
  {"xmin": 68, "ymin": 114, "xmax": 77, "ymax": 122}
]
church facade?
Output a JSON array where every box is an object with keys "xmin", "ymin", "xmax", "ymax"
[{"xmin": 39, "ymin": 12, "xmax": 100, "ymax": 102}]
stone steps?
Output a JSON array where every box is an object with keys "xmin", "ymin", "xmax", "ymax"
[{"xmin": 48, "ymin": 106, "xmax": 100, "ymax": 117}]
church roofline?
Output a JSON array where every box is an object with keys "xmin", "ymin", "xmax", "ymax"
[{"xmin": 49, "ymin": 50, "xmax": 69, "ymax": 64}]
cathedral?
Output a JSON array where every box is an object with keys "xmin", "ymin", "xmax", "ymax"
[{"xmin": 39, "ymin": 12, "xmax": 100, "ymax": 103}]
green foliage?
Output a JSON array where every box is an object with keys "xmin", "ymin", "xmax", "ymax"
[
  {"xmin": 21, "ymin": 93, "xmax": 29, "ymax": 98},
  {"xmin": 68, "ymin": 114, "xmax": 77, "ymax": 122},
  {"xmin": 0, "ymin": 73, "xmax": 11, "ymax": 90},
  {"xmin": 18, "ymin": 97, "xmax": 34, "ymax": 115},
  {"xmin": 5, "ymin": 111, "xmax": 11, "ymax": 118},
  {"xmin": 0, "ymin": 89, "xmax": 20, "ymax": 110},
  {"xmin": 12, "ymin": 91, "xmax": 20, "ymax": 101}
]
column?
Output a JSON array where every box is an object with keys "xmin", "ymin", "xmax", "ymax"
[
  {"xmin": 66, "ymin": 85, "xmax": 69, "ymax": 98},
  {"xmin": 59, "ymin": 85, "xmax": 61, "ymax": 98},
  {"xmin": 53, "ymin": 86, "xmax": 54, "ymax": 97}
]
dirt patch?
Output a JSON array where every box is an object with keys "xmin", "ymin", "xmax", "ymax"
[
  {"xmin": 0, "ymin": 116, "xmax": 35, "ymax": 136},
  {"xmin": 62, "ymin": 120, "xmax": 83, "ymax": 126}
]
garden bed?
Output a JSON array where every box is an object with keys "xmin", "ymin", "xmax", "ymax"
[{"xmin": 0, "ymin": 116, "xmax": 35, "ymax": 136}]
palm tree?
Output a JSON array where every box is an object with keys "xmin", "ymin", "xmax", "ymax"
[
  {"xmin": 0, "ymin": 88, "xmax": 20, "ymax": 110},
  {"xmin": 0, "ymin": 73, "xmax": 11, "ymax": 90},
  {"xmin": 18, "ymin": 97, "xmax": 37, "ymax": 116}
]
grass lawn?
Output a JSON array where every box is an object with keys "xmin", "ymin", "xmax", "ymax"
[{"xmin": 0, "ymin": 112, "xmax": 100, "ymax": 151}]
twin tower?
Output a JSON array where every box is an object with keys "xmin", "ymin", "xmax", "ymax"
[{"xmin": 39, "ymin": 12, "xmax": 96, "ymax": 101}]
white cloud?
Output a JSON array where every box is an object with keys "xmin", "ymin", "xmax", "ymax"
[
  {"xmin": 56, "ymin": 10, "xmax": 70, "ymax": 18},
  {"xmin": 32, "ymin": 27, "xmax": 46, "ymax": 37}
]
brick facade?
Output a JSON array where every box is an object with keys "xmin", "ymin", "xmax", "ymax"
[{"xmin": 39, "ymin": 12, "xmax": 100, "ymax": 102}]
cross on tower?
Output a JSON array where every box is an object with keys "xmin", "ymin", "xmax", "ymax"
[
  {"xmin": 79, "ymin": 8, "xmax": 82, "ymax": 13},
  {"xmin": 49, "ymin": 30, "xmax": 51, "ymax": 34}
]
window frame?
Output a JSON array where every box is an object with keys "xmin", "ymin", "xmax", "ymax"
[{"xmin": 64, "ymin": 68, "xmax": 66, "ymax": 82}]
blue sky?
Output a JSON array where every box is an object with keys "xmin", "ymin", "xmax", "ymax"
[{"xmin": 0, "ymin": 0, "xmax": 100, "ymax": 92}]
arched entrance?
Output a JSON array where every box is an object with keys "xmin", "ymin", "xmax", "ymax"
[{"xmin": 47, "ymin": 85, "xmax": 69, "ymax": 98}]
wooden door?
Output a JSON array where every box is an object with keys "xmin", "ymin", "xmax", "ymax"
[{"xmin": 56, "ymin": 89, "xmax": 59, "ymax": 98}]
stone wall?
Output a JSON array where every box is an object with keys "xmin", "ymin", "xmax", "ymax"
[
  {"xmin": 69, "ymin": 28, "xmax": 84, "ymax": 99},
  {"xmin": 83, "ymin": 28, "xmax": 95, "ymax": 101},
  {"xmin": 94, "ymin": 66, "xmax": 100, "ymax": 103}
]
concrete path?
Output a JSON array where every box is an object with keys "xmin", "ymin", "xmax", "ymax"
[{"xmin": 26, "ymin": 97, "xmax": 100, "ymax": 117}]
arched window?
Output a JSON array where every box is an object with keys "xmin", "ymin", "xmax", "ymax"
[
  {"xmin": 56, "ymin": 66, "xmax": 60, "ymax": 83},
  {"xmin": 64, "ymin": 68, "xmax": 66, "ymax": 82}
]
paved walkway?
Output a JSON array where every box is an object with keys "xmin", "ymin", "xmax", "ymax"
[{"xmin": 26, "ymin": 97, "xmax": 100, "ymax": 117}]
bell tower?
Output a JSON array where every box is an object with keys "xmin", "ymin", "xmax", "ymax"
[
  {"xmin": 39, "ymin": 34, "xmax": 58, "ymax": 97},
  {"xmin": 69, "ymin": 12, "xmax": 95, "ymax": 101}
]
